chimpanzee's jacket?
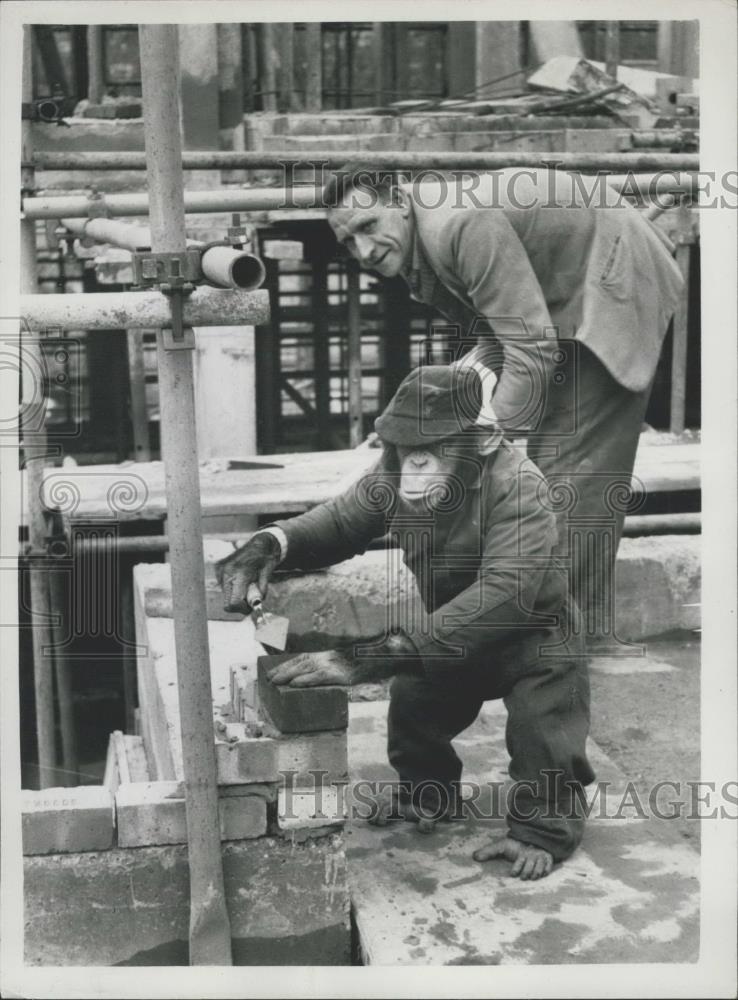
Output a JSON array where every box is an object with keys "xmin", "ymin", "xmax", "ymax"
[{"xmin": 271, "ymin": 440, "xmax": 576, "ymax": 674}]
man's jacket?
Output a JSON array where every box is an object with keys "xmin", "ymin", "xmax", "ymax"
[
  {"xmin": 271, "ymin": 440, "xmax": 575, "ymax": 674},
  {"xmin": 401, "ymin": 169, "xmax": 684, "ymax": 430}
]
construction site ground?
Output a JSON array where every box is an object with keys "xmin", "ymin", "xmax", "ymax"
[{"xmin": 346, "ymin": 634, "xmax": 700, "ymax": 965}]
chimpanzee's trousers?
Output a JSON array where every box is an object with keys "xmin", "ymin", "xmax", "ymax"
[{"xmin": 387, "ymin": 638, "xmax": 595, "ymax": 862}]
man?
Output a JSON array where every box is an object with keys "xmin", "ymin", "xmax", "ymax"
[
  {"xmin": 324, "ymin": 166, "xmax": 684, "ymax": 640},
  {"xmin": 217, "ymin": 365, "xmax": 594, "ymax": 880}
]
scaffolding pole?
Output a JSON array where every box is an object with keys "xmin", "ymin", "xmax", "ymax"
[
  {"xmin": 670, "ymin": 200, "xmax": 694, "ymax": 434},
  {"xmin": 23, "ymin": 171, "xmax": 698, "ymax": 220},
  {"xmin": 605, "ymin": 22, "xmax": 621, "ymax": 81},
  {"xmin": 126, "ymin": 329, "xmax": 152, "ymax": 462},
  {"xmin": 138, "ymin": 23, "xmax": 232, "ymax": 965},
  {"xmin": 59, "ymin": 217, "xmax": 266, "ymax": 290},
  {"xmin": 32, "ymin": 150, "xmax": 700, "ymax": 172},
  {"xmin": 305, "ymin": 23, "xmax": 322, "ymax": 112},
  {"xmin": 277, "ymin": 23, "xmax": 294, "ymax": 113},
  {"xmin": 346, "ymin": 261, "xmax": 363, "ymax": 448},
  {"xmin": 21, "ymin": 287, "xmax": 269, "ymax": 331},
  {"xmin": 86, "ymin": 25, "xmax": 105, "ymax": 103},
  {"xmin": 22, "ymin": 28, "xmax": 57, "ymax": 788}
]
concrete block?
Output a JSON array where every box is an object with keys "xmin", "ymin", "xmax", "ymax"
[
  {"xmin": 24, "ymin": 837, "xmax": 350, "ymax": 966},
  {"xmin": 615, "ymin": 535, "xmax": 701, "ymax": 640},
  {"xmin": 116, "ymin": 781, "xmax": 268, "ymax": 847},
  {"xmin": 257, "ymin": 655, "xmax": 349, "ymax": 733},
  {"xmin": 22, "ymin": 786, "xmax": 114, "ymax": 856},
  {"xmin": 215, "ymin": 731, "xmax": 279, "ymax": 785}
]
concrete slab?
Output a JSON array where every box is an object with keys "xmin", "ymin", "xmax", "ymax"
[
  {"xmin": 24, "ymin": 836, "xmax": 351, "ymax": 966},
  {"xmin": 345, "ymin": 700, "xmax": 699, "ymax": 965}
]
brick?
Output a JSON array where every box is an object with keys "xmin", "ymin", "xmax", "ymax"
[
  {"xmin": 276, "ymin": 785, "xmax": 347, "ymax": 835},
  {"xmin": 116, "ymin": 781, "xmax": 186, "ymax": 847},
  {"xmin": 257, "ymin": 655, "xmax": 348, "ymax": 734},
  {"xmin": 22, "ymin": 786, "xmax": 114, "ymax": 856},
  {"xmin": 267, "ymin": 724, "xmax": 349, "ymax": 787},
  {"xmin": 230, "ymin": 664, "xmax": 257, "ymax": 721},
  {"xmin": 116, "ymin": 781, "xmax": 267, "ymax": 847},
  {"xmin": 220, "ymin": 782, "xmax": 277, "ymax": 802},
  {"xmin": 220, "ymin": 796, "xmax": 267, "ymax": 841},
  {"xmin": 215, "ymin": 731, "xmax": 279, "ymax": 785}
]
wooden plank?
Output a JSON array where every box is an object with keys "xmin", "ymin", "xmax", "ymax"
[
  {"xmin": 39, "ymin": 435, "xmax": 699, "ymax": 530},
  {"xmin": 124, "ymin": 735, "xmax": 151, "ymax": 782}
]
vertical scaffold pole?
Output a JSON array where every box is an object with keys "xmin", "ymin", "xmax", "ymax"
[
  {"xmin": 138, "ymin": 23, "xmax": 232, "ymax": 966},
  {"xmin": 605, "ymin": 22, "xmax": 620, "ymax": 80},
  {"xmin": 346, "ymin": 262, "xmax": 363, "ymax": 447},
  {"xmin": 22, "ymin": 27, "xmax": 57, "ymax": 788},
  {"xmin": 305, "ymin": 23, "xmax": 322, "ymax": 112}
]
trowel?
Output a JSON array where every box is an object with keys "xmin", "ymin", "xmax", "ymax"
[{"xmin": 245, "ymin": 582, "xmax": 289, "ymax": 652}]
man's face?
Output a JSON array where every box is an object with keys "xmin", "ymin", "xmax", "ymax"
[{"xmin": 328, "ymin": 185, "xmax": 413, "ymax": 278}]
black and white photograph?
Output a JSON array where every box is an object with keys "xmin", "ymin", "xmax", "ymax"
[{"xmin": 0, "ymin": 2, "xmax": 735, "ymax": 996}]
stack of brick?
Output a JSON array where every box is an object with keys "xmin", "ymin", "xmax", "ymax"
[
  {"xmin": 20, "ymin": 555, "xmax": 352, "ymax": 966},
  {"xmin": 229, "ymin": 653, "xmax": 350, "ymax": 838},
  {"xmin": 132, "ymin": 558, "xmax": 350, "ymax": 843}
]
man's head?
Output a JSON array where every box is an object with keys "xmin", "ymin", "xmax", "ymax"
[{"xmin": 324, "ymin": 166, "xmax": 414, "ymax": 278}]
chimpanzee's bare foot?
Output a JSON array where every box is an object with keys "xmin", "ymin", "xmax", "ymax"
[
  {"xmin": 472, "ymin": 835, "xmax": 554, "ymax": 879},
  {"xmin": 366, "ymin": 790, "xmax": 457, "ymax": 833}
]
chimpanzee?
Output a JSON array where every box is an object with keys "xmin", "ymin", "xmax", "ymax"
[{"xmin": 216, "ymin": 364, "xmax": 594, "ymax": 880}]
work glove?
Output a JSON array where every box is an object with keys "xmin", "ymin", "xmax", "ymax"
[{"xmin": 215, "ymin": 532, "xmax": 282, "ymax": 614}]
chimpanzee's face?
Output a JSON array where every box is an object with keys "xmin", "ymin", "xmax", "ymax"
[
  {"xmin": 396, "ymin": 443, "xmax": 459, "ymax": 507},
  {"xmin": 328, "ymin": 185, "xmax": 413, "ymax": 278}
]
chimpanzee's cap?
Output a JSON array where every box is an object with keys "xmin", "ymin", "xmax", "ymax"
[{"xmin": 374, "ymin": 365, "xmax": 483, "ymax": 446}]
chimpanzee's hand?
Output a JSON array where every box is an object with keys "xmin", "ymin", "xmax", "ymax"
[
  {"xmin": 266, "ymin": 650, "xmax": 353, "ymax": 687},
  {"xmin": 215, "ymin": 532, "xmax": 282, "ymax": 614}
]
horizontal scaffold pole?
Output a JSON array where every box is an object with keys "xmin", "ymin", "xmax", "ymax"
[
  {"xmin": 32, "ymin": 150, "xmax": 700, "ymax": 172},
  {"xmin": 23, "ymin": 171, "xmax": 698, "ymax": 220},
  {"xmin": 60, "ymin": 218, "xmax": 266, "ymax": 290},
  {"xmin": 20, "ymin": 287, "xmax": 269, "ymax": 331}
]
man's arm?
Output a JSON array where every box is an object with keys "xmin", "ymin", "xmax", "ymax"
[{"xmin": 446, "ymin": 208, "xmax": 559, "ymax": 435}]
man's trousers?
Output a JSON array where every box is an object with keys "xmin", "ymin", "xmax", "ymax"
[
  {"xmin": 387, "ymin": 640, "xmax": 595, "ymax": 862},
  {"xmin": 526, "ymin": 340, "xmax": 653, "ymax": 645}
]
